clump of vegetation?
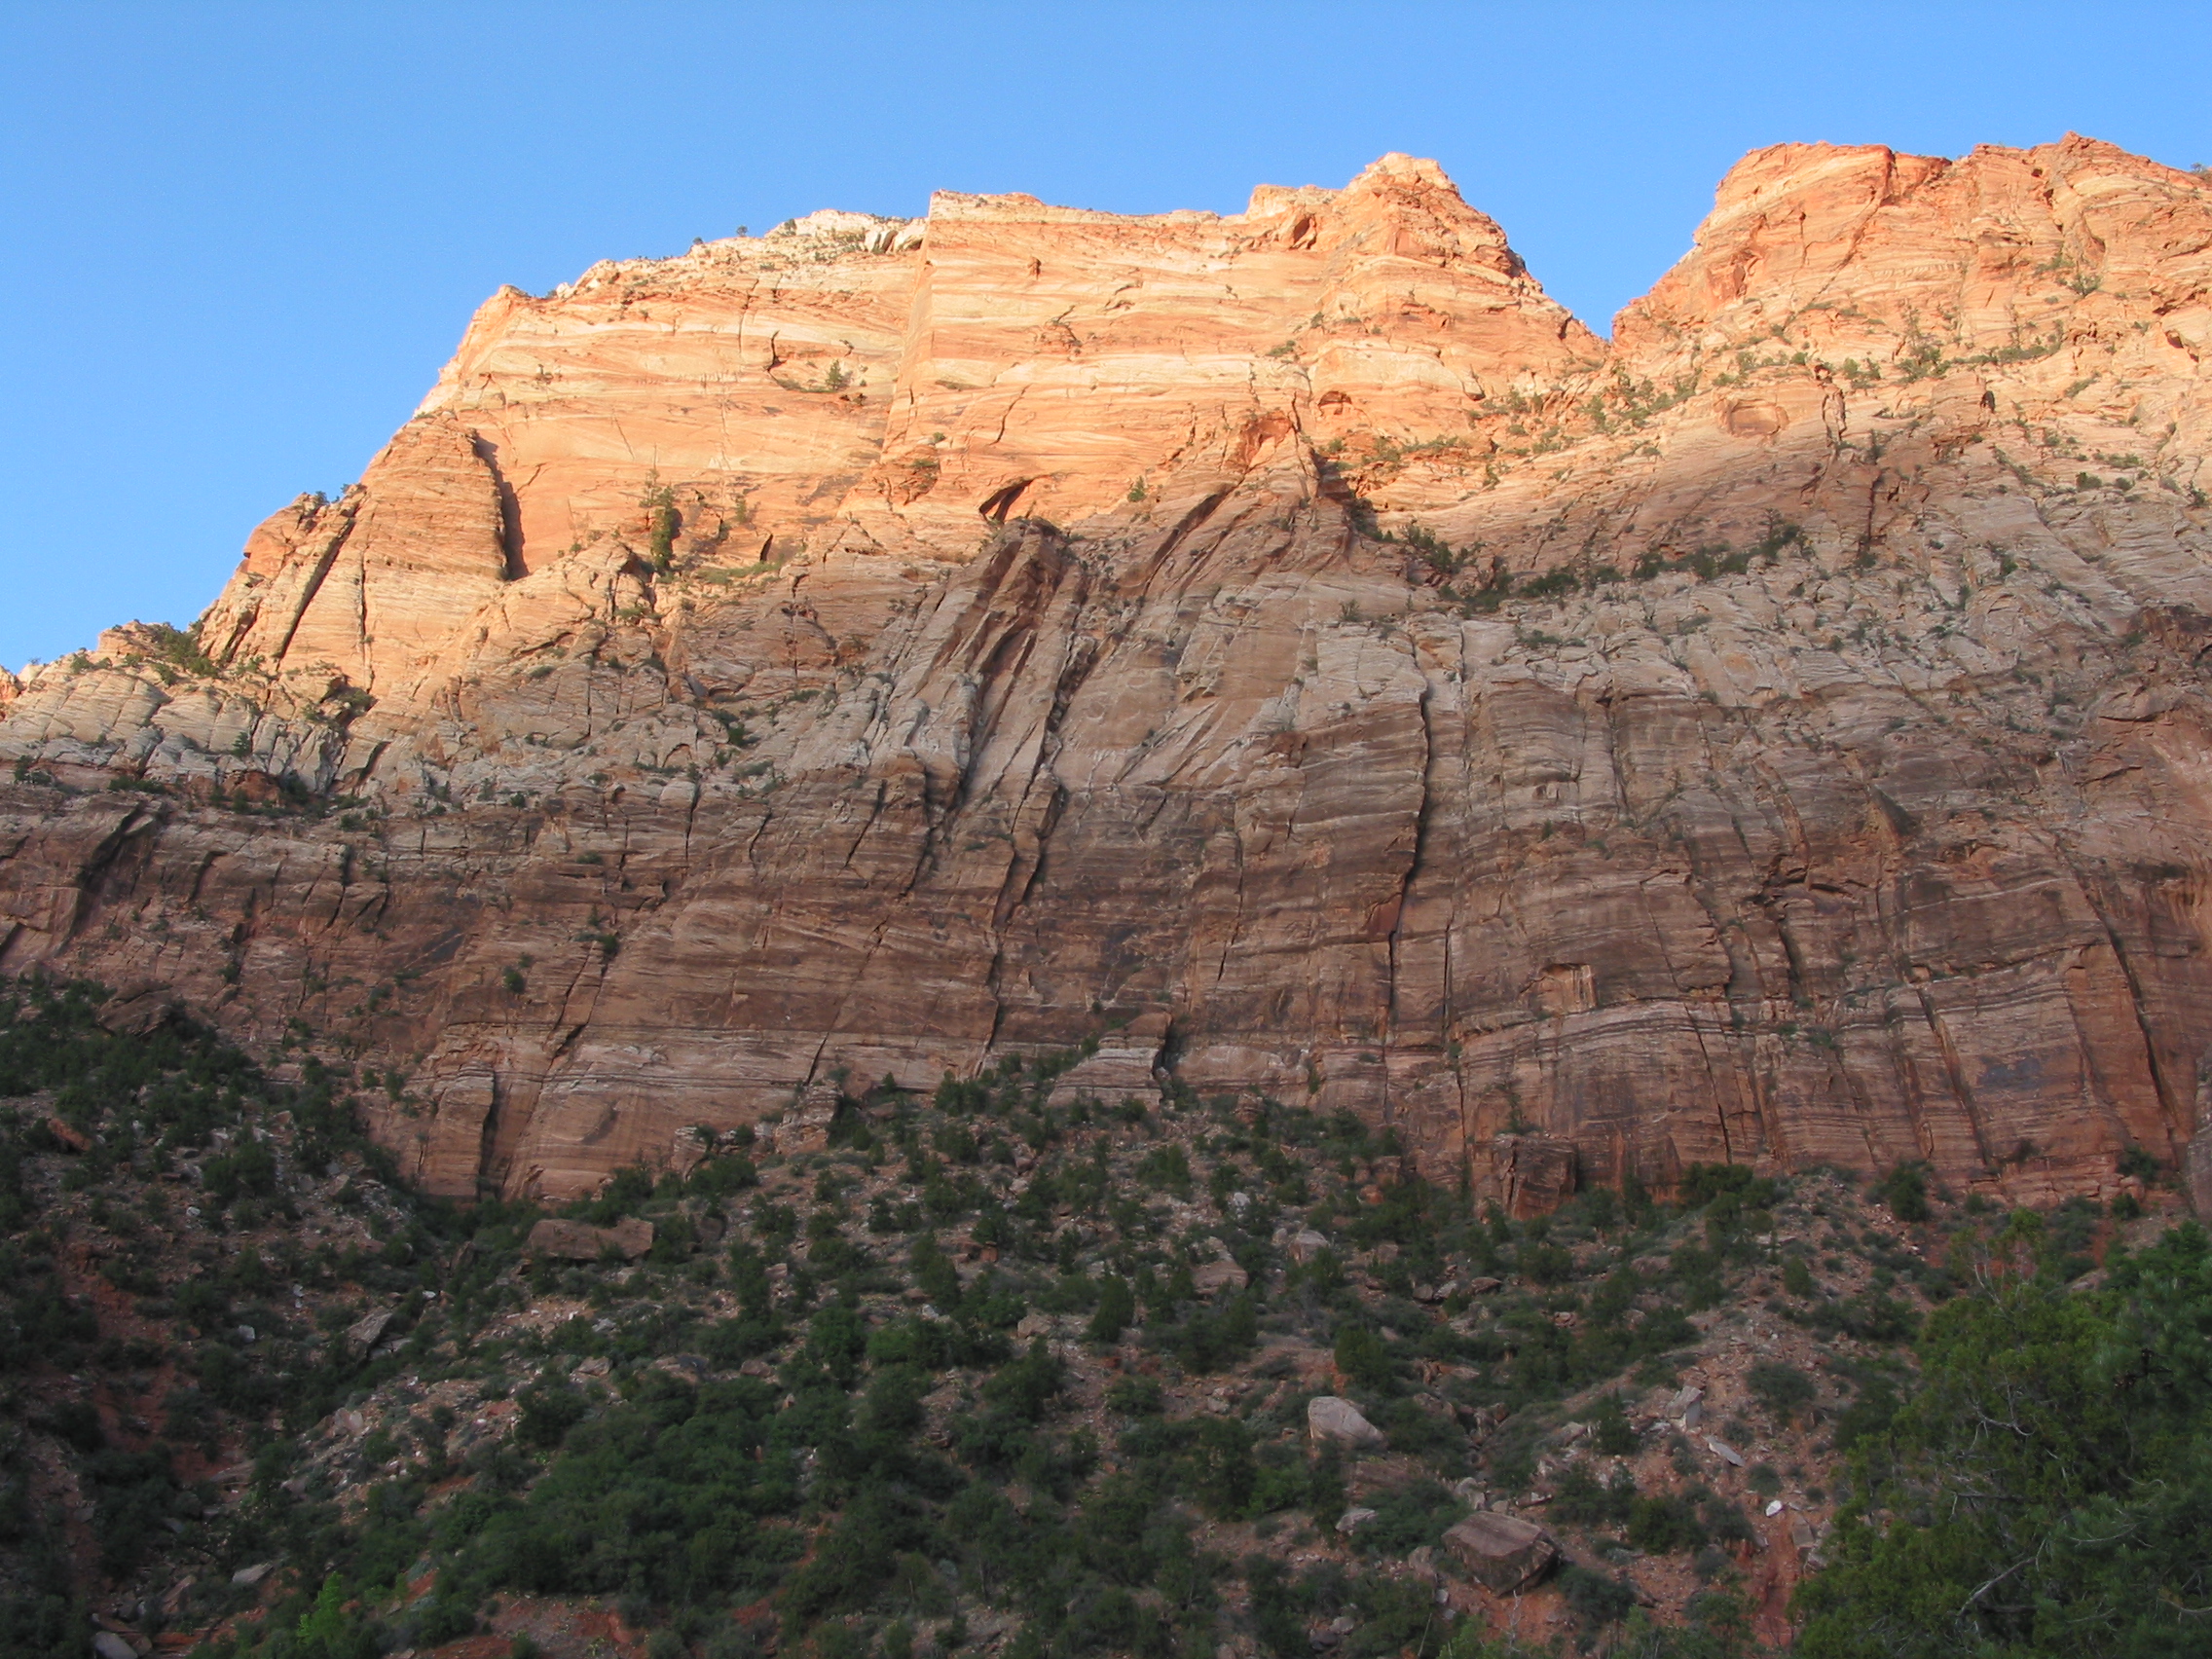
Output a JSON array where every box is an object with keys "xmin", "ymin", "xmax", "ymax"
[
  {"xmin": 132, "ymin": 622, "xmax": 222, "ymax": 681},
  {"xmin": 1395, "ymin": 515, "xmax": 1807, "ymax": 619},
  {"xmin": 1795, "ymin": 1217, "xmax": 2212, "ymax": 1656},
  {"xmin": 643, "ymin": 483, "xmax": 682, "ymax": 571}
]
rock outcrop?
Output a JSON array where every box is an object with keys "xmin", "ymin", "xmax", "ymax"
[
  {"xmin": 1442, "ymin": 1511, "xmax": 1558, "ymax": 1593},
  {"xmin": 1307, "ymin": 1396, "xmax": 1388, "ymax": 1451},
  {"xmin": 525, "ymin": 1216, "xmax": 656, "ymax": 1262},
  {"xmin": 5, "ymin": 137, "xmax": 2212, "ymax": 1206}
]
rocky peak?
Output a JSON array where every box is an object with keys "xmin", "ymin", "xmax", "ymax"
[{"xmin": 1614, "ymin": 134, "xmax": 2212, "ymax": 373}]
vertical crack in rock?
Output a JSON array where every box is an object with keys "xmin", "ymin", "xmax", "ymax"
[{"xmin": 1382, "ymin": 675, "xmax": 1439, "ymax": 1124}]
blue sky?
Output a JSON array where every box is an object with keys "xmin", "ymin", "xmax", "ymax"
[{"xmin": 4, "ymin": 1, "xmax": 2208, "ymax": 671}]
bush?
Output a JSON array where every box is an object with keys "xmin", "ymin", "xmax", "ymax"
[
  {"xmin": 1160, "ymin": 1291, "xmax": 1258, "ymax": 1374},
  {"xmin": 468, "ymin": 1375, "xmax": 797, "ymax": 1609},
  {"xmin": 1870, "ymin": 1161, "xmax": 1931, "ymax": 1224},
  {"xmin": 1628, "ymin": 1493, "xmax": 1708, "ymax": 1555},
  {"xmin": 1592, "ymin": 1392, "xmax": 1639, "ymax": 1455},
  {"xmin": 1519, "ymin": 1242, "xmax": 1574, "ymax": 1285},
  {"xmin": 1559, "ymin": 1565, "xmax": 1637, "ymax": 1629},
  {"xmin": 1133, "ymin": 1144, "xmax": 1191, "ymax": 1198},
  {"xmin": 514, "ymin": 1384, "xmax": 590, "ymax": 1450},
  {"xmin": 202, "ymin": 1137, "xmax": 277, "ymax": 1208},
  {"xmin": 1677, "ymin": 1162, "xmax": 1780, "ymax": 1210},
  {"xmin": 1088, "ymin": 1275, "xmax": 1135, "ymax": 1343},
  {"xmin": 1552, "ymin": 1463, "xmax": 1636, "ymax": 1527},
  {"xmin": 1349, "ymin": 1479, "xmax": 1462, "ymax": 1556},
  {"xmin": 1332, "ymin": 1324, "xmax": 1393, "ymax": 1391},
  {"xmin": 1747, "ymin": 1361, "xmax": 1818, "ymax": 1427},
  {"xmin": 1828, "ymin": 1380, "xmax": 1899, "ymax": 1455},
  {"xmin": 2117, "ymin": 1144, "xmax": 2161, "ymax": 1183}
]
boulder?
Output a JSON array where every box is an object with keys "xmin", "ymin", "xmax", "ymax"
[
  {"xmin": 1442, "ymin": 1511, "xmax": 1558, "ymax": 1592},
  {"xmin": 347, "ymin": 1308, "xmax": 394, "ymax": 1348},
  {"xmin": 1192, "ymin": 1258, "xmax": 1249, "ymax": 1296},
  {"xmin": 525, "ymin": 1216, "xmax": 654, "ymax": 1261},
  {"xmin": 1307, "ymin": 1395, "xmax": 1386, "ymax": 1450},
  {"xmin": 94, "ymin": 980, "xmax": 179, "ymax": 1037}
]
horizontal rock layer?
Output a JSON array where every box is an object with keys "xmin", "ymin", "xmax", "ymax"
[{"xmin": 5, "ymin": 137, "xmax": 2212, "ymax": 1204}]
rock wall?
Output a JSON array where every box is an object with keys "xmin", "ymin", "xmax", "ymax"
[{"xmin": 5, "ymin": 137, "xmax": 2212, "ymax": 1207}]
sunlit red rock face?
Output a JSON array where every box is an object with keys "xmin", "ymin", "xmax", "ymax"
[{"xmin": 6, "ymin": 136, "xmax": 2212, "ymax": 1208}]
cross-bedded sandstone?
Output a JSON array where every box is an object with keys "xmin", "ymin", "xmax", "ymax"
[{"xmin": 4, "ymin": 138, "xmax": 2211, "ymax": 1208}]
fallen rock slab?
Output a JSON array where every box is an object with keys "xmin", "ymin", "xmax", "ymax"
[
  {"xmin": 526, "ymin": 1217, "xmax": 655, "ymax": 1261},
  {"xmin": 1192, "ymin": 1258, "xmax": 1249, "ymax": 1296},
  {"xmin": 1307, "ymin": 1395, "xmax": 1386, "ymax": 1450},
  {"xmin": 1443, "ymin": 1511, "xmax": 1558, "ymax": 1592},
  {"xmin": 347, "ymin": 1308, "xmax": 394, "ymax": 1348}
]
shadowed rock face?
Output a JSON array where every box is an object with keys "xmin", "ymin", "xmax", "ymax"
[{"xmin": 6, "ymin": 137, "xmax": 2212, "ymax": 1207}]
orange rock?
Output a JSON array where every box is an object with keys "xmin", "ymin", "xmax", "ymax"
[{"xmin": 4, "ymin": 140, "xmax": 2212, "ymax": 1206}]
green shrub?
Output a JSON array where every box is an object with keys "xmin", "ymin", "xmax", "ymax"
[
  {"xmin": 1553, "ymin": 1462, "xmax": 1637, "ymax": 1528},
  {"xmin": 1871, "ymin": 1161, "xmax": 1931, "ymax": 1224},
  {"xmin": 1519, "ymin": 1241, "xmax": 1574, "ymax": 1285},
  {"xmin": 1628, "ymin": 1492, "xmax": 1709, "ymax": 1555},
  {"xmin": 1559, "ymin": 1565, "xmax": 1637, "ymax": 1629},
  {"xmin": 514, "ymin": 1384, "xmax": 590, "ymax": 1449},
  {"xmin": 1677, "ymin": 1162, "xmax": 1779, "ymax": 1210},
  {"xmin": 1087, "ymin": 1274, "xmax": 1135, "ymax": 1343},
  {"xmin": 1747, "ymin": 1361, "xmax": 1818, "ymax": 1426},
  {"xmin": 1332, "ymin": 1323, "xmax": 1393, "ymax": 1391},
  {"xmin": 1133, "ymin": 1144, "xmax": 1191, "ymax": 1198},
  {"xmin": 1592, "ymin": 1392, "xmax": 1639, "ymax": 1455},
  {"xmin": 468, "ymin": 1375, "xmax": 798, "ymax": 1608},
  {"xmin": 1349, "ymin": 1479, "xmax": 1462, "ymax": 1556},
  {"xmin": 2117, "ymin": 1144, "xmax": 2161, "ymax": 1183},
  {"xmin": 1796, "ymin": 1224, "xmax": 2212, "ymax": 1656}
]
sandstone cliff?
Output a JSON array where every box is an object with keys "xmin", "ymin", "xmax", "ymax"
[{"xmin": 6, "ymin": 137, "xmax": 2212, "ymax": 1207}]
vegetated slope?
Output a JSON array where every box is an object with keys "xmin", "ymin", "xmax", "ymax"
[
  {"xmin": 0, "ymin": 140, "xmax": 2210, "ymax": 1209},
  {"xmin": 2, "ymin": 980, "xmax": 2205, "ymax": 1659}
]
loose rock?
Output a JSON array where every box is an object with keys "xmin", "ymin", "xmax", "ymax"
[
  {"xmin": 1307, "ymin": 1396, "xmax": 1386, "ymax": 1450},
  {"xmin": 1442, "ymin": 1512, "xmax": 1558, "ymax": 1592}
]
